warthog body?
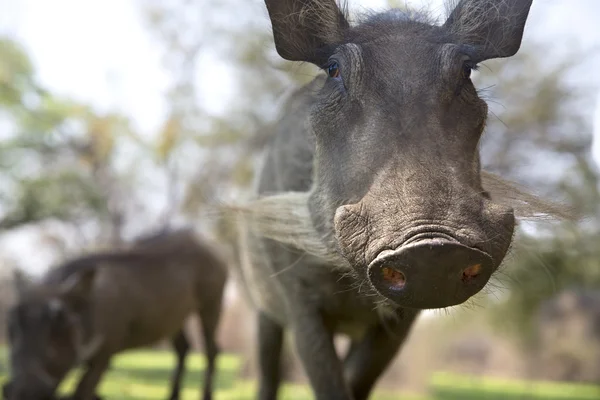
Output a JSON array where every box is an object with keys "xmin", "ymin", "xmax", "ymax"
[
  {"xmin": 230, "ymin": 0, "xmax": 550, "ymax": 399},
  {"xmin": 3, "ymin": 228, "xmax": 228, "ymax": 400}
]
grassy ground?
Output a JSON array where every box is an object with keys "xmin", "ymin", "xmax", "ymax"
[{"xmin": 2, "ymin": 350, "xmax": 600, "ymax": 399}]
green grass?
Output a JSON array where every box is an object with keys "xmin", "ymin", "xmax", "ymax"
[
  {"xmin": 431, "ymin": 372, "xmax": 600, "ymax": 400},
  {"xmin": 1, "ymin": 350, "xmax": 599, "ymax": 399}
]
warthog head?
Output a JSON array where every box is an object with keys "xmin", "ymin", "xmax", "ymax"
[
  {"xmin": 3, "ymin": 269, "xmax": 96, "ymax": 400},
  {"xmin": 248, "ymin": 0, "xmax": 538, "ymax": 310}
]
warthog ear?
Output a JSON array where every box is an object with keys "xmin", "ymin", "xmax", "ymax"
[
  {"xmin": 443, "ymin": 0, "xmax": 534, "ymax": 61},
  {"xmin": 263, "ymin": 0, "xmax": 349, "ymax": 66},
  {"xmin": 59, "ymin": 268, "xmax": 96, "ymax": 306}
]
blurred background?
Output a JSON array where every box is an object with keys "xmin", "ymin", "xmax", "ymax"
[{"xmin": 0, "ymin": 0, "xmax": 600, "ymax": 398}]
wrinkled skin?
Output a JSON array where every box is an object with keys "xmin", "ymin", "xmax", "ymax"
[
  {"xmin": 235, "ymin": 1, "xmax": 534, "ymax": 399},
  {"xmin": 3, "ymin": 229, "xmax": 227, "ymax": 400}
]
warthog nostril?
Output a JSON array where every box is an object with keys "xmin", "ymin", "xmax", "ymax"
[
  {"xmin": 381, "ymin": 266, "xmax": 406, "ymax": 290},
  {"xmin": 461, "ymin": 263, "xmax": 482, "ymax": 283}
]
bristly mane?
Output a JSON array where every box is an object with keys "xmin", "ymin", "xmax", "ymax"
[{"xmin": 359, "ymin": 6, "xmax": 437, "ymax": 26}]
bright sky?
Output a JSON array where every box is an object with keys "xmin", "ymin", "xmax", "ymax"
[
  {"xmin": 0, "ymin": 0, "xmax": 599, "ymax": 274},
  {"xmin": 1, "ymin": 0, "xmax": 599, "ymax": 141}
]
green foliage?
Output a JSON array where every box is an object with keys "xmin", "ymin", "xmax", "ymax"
[
  {"xmin": 0, "ymin": 172, "xmax": 108, "ymax": 230},
  {"xmin": 0, "ymin": 39, "xmax": 36, "ymax": 108},
  {"xmin": 476, "ymin": 43, "xmax": 599, "ymax": 232},
  {"xmin": 472, "ymin": 41, "xmax": 600, "ymax": 342},
  {"xmin": 139, "ymin": 0, "xmax": 319, "ymax": 226},
  {"xmin": 0, "ymin": 36, "xmax": 142, "ymax": 242},
  {"xmin": 490, "ymin": 229, "xmax": 600, "ymax": 343}
]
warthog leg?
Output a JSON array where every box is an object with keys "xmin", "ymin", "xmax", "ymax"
[
  {"xmin": 343, "ymin": 311, "xmax": 419, "ymax": 400},
  {"xmin": 168, "ymin": 330, "xmax": 190, "ymax": 400},
  {"xmin": 257, "ymin": 312, "xmax": 284, "ymax": 400},
  {"xmin": 71, "ymin": 355, "xmax": 110, "ymax": 400},
  {"xmin": 291, "ymin": 310, "xmax": 353, "ymax": 400},
  {"xmin": 199, "ymin": 305, "xmax": 222, "ymax": 400}
]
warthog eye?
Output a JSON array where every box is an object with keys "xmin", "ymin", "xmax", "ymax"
[{"xmin": 327, "ymin": 61, "xmax": 340, "ymax": 79}]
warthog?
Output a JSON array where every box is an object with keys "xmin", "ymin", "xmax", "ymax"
[
  {"xmin": 228, "ymin": 0, "xmax": 565, "ymax": 399},
  {"xmin": 2, "ymin": 228, "xmax": 228, "ymax": 400}
]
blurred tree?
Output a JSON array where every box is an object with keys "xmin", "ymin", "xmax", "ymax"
[
  {"xmin": 0, "ymin": 37, "xmax": 146, "ymax": 247},
  {"xmin": 140, "ymin": 0, "xmax": 317, "ymax": 228},
  {"xmin": 478, "ymin": 44, "xmax": 597, "ymax": 207},
  {"xmin": 471, "ymin": 42, "xmax": 600, "ymax": 343}
]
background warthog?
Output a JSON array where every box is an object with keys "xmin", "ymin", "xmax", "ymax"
[
  {"xmin": 2, "ymin": 228, "xmax": 228, "ymax": 400},
  {"xmin": 226, "ymin": 0, "xmax": 569, "ymax": 399}
]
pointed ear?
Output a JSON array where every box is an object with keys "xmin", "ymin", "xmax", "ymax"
[
  {"xmin": 264, "ymin": 0, "xmax": 349, "ymax": 66},
  {"xmin": 443, "ymin": 0, "xmax": 533, "ymax": 61},
  {"xmin": 59, "ymin": 268, "xmax": 96, "ymax": 306}
]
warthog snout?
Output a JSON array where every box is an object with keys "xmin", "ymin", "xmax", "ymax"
[
  {"xmin": 333, "ymin": 183, "xmax": 516, "ymax": 309},
  {"xmin": 368, "ymin": 239, "xmax": 494, "ymax": 309}
]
